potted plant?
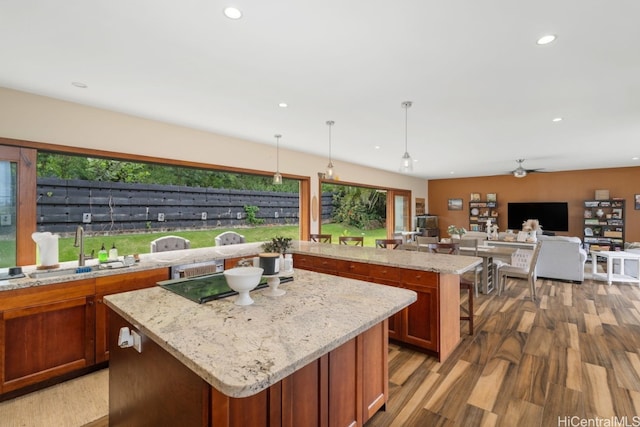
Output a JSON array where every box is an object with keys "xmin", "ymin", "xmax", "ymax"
[
  {"xmin": 261, "ymin": 236, "xmax": 293, "ymax": 273},
  {"xmin": 262, "ymin": 236, "xmax": 292, "ymax": 254},
  {"xmin": 447, "ymin": 225, "xmax": 467, "ymax": 239}
]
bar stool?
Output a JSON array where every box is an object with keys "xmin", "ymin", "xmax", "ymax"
[
  {"xmin": 310, "ymin": 234, "xmax": 332, "ymax": 243},
  {"xmin": 339, "ymin": 236, "xmax": 364, "ymax": 246},
  {"xmin": 425, "ymin": 242, "xmax": 474, "ymax": 334},
  {"xmin": 375, "ymin": 238, "xmax": 403, "ymax": 249}
]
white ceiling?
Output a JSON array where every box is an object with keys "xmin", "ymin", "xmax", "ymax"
[{"xmin": 1, "ymin": 0, "xmax": 639, "ymax": 179}]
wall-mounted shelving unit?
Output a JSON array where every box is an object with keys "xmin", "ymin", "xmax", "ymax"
[
  {"xmin": 583, "ymin": 199, "xmax": 625, "ymax": 253},
  {"xmin": 469, "ymin": 201, "xmax": 498, "ymax": 232}
]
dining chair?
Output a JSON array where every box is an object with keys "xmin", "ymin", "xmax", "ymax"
[
  {"xmin": 459, "ymin": 239, "xmax": 483, "ymax": 297},
  {"xmin": 425, "ymin": 242, "xmax": 474, "ymax": 334},
  {"xmin": 150, "ymin": 235, "xmax": 191, "ymax": 253},
  {"xmin": 339, "ymin": 236, "xmax": 364, "ymax": 246},
  {"xmin": 375, "ymin": 238, "xmax": 403, "ymax": 249},
  {"xmin": 497, "ymin": 242, "xmax": 542, "ymax": 301},
  {"xmin": 426, "ymin": 242, "xmax": 460, "ymax": 254},
  {"xmin": 309, "ymin": 233, "xmax": 332, "ymax": 243},
  {"xmin": 214, "ymin": 231, "xmax": 246, "ymax": 246}
]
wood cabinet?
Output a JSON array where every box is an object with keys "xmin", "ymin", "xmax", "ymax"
[
  {"xmin": 0, "ymin": 279, "xmax": 95, "ymax": 395},
  {"xmin": 400, "ymin": 270, "xmax": 439, "ymax": 351},
  {"xmin": 95, "ymin": 267, "xmax": 169, "ymax": 363},
  {"xmin": 0, "ymin": 266, "xmax": 169, "ymax": 398},
  {"xmin": 109, "ymin": 310, "xmax": 388, "ymax": 426},
  {"xmin": 293, "ymin": 253, "xmax": 460, "ymax": 361}
]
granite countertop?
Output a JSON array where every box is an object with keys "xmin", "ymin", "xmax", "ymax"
[
  {"xmin": 291, "ymin": 241, "xmax": 481, "ymax": 274},
  {"xmin": 0, "ymin": 242, "xmax": 265, "ymax": 292},
  {"xmin": 0, "ymin": 240, "xmax": 481, "ymax": 292},
  {"xmin": 104, "ymin": 268, "xmax": 416, "ymax": 398}
]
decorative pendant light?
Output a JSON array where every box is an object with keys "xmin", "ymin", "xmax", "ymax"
[
  {"xmin": 273, "ymin": 134, "xmax": 283, "ymax": 185},
  {"xmin": 400, "ymin": 101, "xmax": 413, "ymax": 173},
  {"xmin": 325, "ymin": 120, "xmax": 335, "ymax": 180}
]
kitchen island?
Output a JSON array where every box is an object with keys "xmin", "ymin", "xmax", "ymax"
[
  {"xmin": 291, "ymin": 241, "xmax": 481, "ymax": 361},
  {"xmin": 105, "ymin": 268, "xmax": 416, "ymax": 426}
]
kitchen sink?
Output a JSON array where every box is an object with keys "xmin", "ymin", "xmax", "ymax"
[{"xmin": 29, "ymin": 265, "xmax": 98, "ymax": 279}]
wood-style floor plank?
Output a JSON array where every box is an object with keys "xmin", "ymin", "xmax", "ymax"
[
  {"xmin": 370, "ymin": 273, "xmax": 640, "ymax": 426},
  {"xmin": 4, "ymin": 270, "xmax": 640, "ymax": 426}
]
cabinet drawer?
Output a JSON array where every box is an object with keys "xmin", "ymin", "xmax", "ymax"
[
  {"xmin": 293, "ymin": 254, "xmax": 337, "ymax": 273},
  {"xmin": 369, "ymin": 265, "xmax": 401, "ymax": 285},
  {"xmin": 336, "ymin": 260, "xmax": 369, "ymax": 278},
  {"xmin": 401, "ymin": 269, "xmax": 438, "ymax": 288}
]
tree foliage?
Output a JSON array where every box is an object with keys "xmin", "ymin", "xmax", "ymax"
[
  {"xmin": 330, "ymin": 185, "xmax": 386, "ymax": 229},
  {"xmin": 37, "ymin": 152, "xmax": 298, "ymax": 192}
]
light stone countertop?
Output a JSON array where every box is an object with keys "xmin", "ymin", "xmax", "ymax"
[
  {"xmin": 104, "ymin": 268, "xmax": 416, "ymax": 398},
  {"xmin": 291, "ymin": 241, "xmax": 482, "ymax": 274},
  {"xmin": 0, "ymin": 242, "xmax": 265, "ymax": 292},
  {"xmin": 1, "ymin": 240, "xmax": 481, "ymax": 292}
]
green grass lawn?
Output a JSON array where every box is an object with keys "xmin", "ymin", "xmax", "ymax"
[{"xmin": 52, "ymin": 223, "xmax": 388, "ymax": 263}]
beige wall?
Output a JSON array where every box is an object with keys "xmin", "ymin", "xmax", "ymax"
[
  {"xmin": 429, "ymin": 169, "xmax": 640, "ymax": 243},
  {"xmin": 0, "ymin": 87, "xmax": 428, "ymax": 232}
]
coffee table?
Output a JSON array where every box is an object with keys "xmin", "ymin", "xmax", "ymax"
[{"xmin": 591, "ymin": 251, "xmax": 640, "ymax": 286}]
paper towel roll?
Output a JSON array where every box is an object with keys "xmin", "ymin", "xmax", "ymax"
[{"xmin": 32, "ymin": 232, "xmax": 60, "ymax": 268}]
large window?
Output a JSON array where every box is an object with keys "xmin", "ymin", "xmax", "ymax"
[
  {"xmin": 318, "ymin": 179, "xmax": 411, "ymax": 246},
  {"xmin": 34, "ymin": 152, "xmax": 303, "ymax": 262}
]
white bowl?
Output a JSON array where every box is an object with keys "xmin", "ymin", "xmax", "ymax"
[{"xmin": 224, "ymin": 267, "xmax": 264, "ymax": 305}]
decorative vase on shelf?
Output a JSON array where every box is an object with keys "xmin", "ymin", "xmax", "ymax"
[{"xmin": 596, "ymin": 208, "xmax": 604, "ymax": 218}]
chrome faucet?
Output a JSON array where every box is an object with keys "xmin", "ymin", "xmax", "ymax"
[{"xmin": 74, "ymin": 225, "xmax": 88, "ymax": 266}]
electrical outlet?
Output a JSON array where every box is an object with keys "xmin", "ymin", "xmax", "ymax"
[
  {"xmin": 236, "ymin": 212, "xmax": 242, "ymax": 220},
  {"xmin": 0, "ymin": 215, "xmax": 10, "ymax": 226},
  {"xmin": 82, "ymin": 213, "xmax": 91, "ymax": 223},
  {"xmin": 201, "ymin": 212, "xmax": 207, "ymax": 220},
  {"xmin": 158, "ymin": 213, "xmax": 165, "ymax": 222},
  {"xmin": 131, "ymin": 330, "xmax": 142, "ymax": 353}
]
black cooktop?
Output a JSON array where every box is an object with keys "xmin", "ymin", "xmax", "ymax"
[{"xmin": 157, "ymin": 273, "xmax": 292, "ymax": 304}]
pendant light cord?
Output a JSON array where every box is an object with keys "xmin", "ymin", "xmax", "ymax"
[
  {"xmin": 326, "ymin": 121, "xmax": 334, "ymax": 163},
  {"xmin": 275, "ymin": 134, "xmax": 281, "ymax": 172}
]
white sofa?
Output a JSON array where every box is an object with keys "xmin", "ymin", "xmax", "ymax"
[{"xmin": 535, "ymin": 235, "xmax": 587, "ymax": 282}]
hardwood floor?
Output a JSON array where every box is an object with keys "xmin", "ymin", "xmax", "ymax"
[
  {"xmin": 2, "ymin": 273, "xmax": 639, "ymax": 426},
  {"xmin": 367, "ymin": 274, "xmax": 640, "ymax": 426}
]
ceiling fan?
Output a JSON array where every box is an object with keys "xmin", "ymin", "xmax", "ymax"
[{"xmin": 510, "ymin": 159, "xmax": 543, "ymax": 178}]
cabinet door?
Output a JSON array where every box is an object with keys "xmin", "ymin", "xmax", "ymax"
[
  {"xmin": 281, "ymin": 357, "xmax": 324, "ymax": 427},
  {"xmin": 401, "ymin": 270, "xmax": 439, "ymax": 352},
  {"xmin": 328, "ymin": 337, "xmax": 360, "ymax": 427},
  {"xmin": 1, "ymin": 295, "xmax": 95, "ymax": 394},
  {"xmin": 369, "ymin": 265, "xmax": 403, "ymax": 340},
  {"xmin": 95, "ymin": 268, "xmax": 169, "ymax": 363},
  {"xmin": 361, "ymin": 320, "xmax": 388, "ymax": 423}
]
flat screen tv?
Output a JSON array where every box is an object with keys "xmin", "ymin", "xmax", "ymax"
[{"xmin": 507, "ymin": 202, "xmax": 569, "ymax": 232}]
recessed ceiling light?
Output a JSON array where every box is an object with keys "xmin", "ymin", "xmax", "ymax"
[
  {"xmin": 223, "ymin": 7, "xmax": 242, "ymax": 19},
  {"xmin": 71, "ymin": 81, "xmax": 87, "ymax": 88},
  {"xmin": 278, "ymin": 102, "xmax": 288, "ymax": 108},
  {"xmin": 374, "ymin": 145, "xmax": 380, "ymax": 150},
  {"xmin": 537, "ymin": 34, "xmax": 556, "ymax": 45},
  {"xmin": 552, "ymin": 117, "xmax": 563, "ymax": 122},
  {"xmin": 633, "ymin": 156, "xmax": 639, "ymax": 161}
]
